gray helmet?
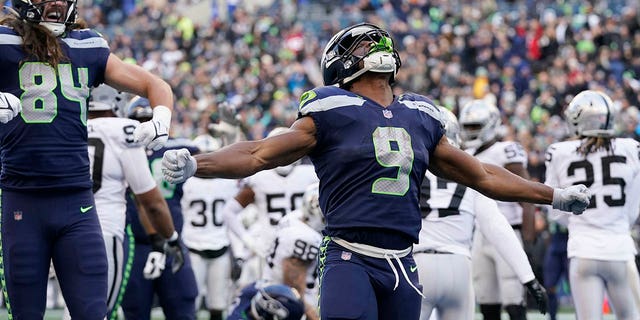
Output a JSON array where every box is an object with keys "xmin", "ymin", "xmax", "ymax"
[{"xmin": 564, "ymin": 90, "xmax": 617, "ymax": 138}]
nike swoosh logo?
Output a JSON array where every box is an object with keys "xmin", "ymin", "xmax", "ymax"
[
  {"xmin": 80, "ymin": 205, "xmax": 94, "ymax": 213},
  {"xmin": 410, "ymin": 265, "xmax": 417, "ymax": 273}
]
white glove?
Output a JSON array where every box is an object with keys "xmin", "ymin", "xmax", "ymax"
[
  {"xmin": 143, "ymin": 251, "xmax": 166, "ymax": 279},
  {"xmin": 162, "ymin": 148, "xmax": 197, "ymax": 184},
  {"xmin": 552, "ymin": 185, "xmax": 591, "ymax": 215},
  {"xmin": 242, "ymin": 235, "xmax": 270, "ymax": 258},
  {"xmin": 133, "ymin": 105, "xmax": 171, "ymax": 151},
  {"xmin": 0, "ymin": 92, "xmax": 22, "ymax": 124}
]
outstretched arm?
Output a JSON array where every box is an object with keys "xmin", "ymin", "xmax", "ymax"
[
  {"xmin": 430, "ymin": 137, "xmax": 553, "ymax": 204},
  {"xmin": 195, "ymin": 117, "xmax": 316, "ymax": 179},
  {"xmin": 430, "ymin": 137, "xmax": 590, "ymax": 214},
  {"xmin": 162, "ymin": 117, "xmax": 317, "ymax": 183}
]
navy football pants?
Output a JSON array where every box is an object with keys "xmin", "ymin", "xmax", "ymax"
[
  {"xmin": 121, "ymin": 236, "xmax": 198, "ymax": 320},
  {"xmin": 0, "ymin": 188, "xmax": 107, "ymax": 319},
  {"xmin": 318, "ymin": 238, "xmax": 422, "ymax": 320}
]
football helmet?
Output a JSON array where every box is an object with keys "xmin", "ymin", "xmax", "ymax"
[
  {"xmin": 301, "ymin": 182, "xmax": 323, "ymax": 233},
  {"xmin": 126, "ymin": 96, "xmax": 153, "ymax": 122},
  {"xmin": 12, "ymin": 0, "xmax": 78, "ymax": 36},
  {"xmin": 458, "ymin": 100, "xmax": 501, "ymax": 149},
  {"xmin": 437, "ymin": 106, "xmax": 462, "ymax": 148},
  {"xmin": 321, "ymin": 23, "xmax": 401, "ymax": 87},
  {"xmin": 192, "ymin": 134, "xmax": 221, "ymax": 153},
  {"xmin": 250, "ymin": 284, "xmax": 305, "ymax": 320},
  {"xmin": 266, "ymin": 127, "xmax": 299, "ymax": 176},
  {"xmin": 88, "ymin": 84, "xmax": 126, "ymax": 115},
  {"xmin": 564, "ymin": 90, "xmax": 616, "ymax": 138}
]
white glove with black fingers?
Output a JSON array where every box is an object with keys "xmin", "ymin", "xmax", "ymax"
[
  {"xmin": 552, "ymin": 184, "xmax": 591, "ymax": 215},
  {"xmin": 0, "ymin": 92, "xmax": 22, "ymax": 124},
  {"xmin": 133, "ymin": 105, "xmax": 171, "ymax": 151},
  {"xmin": 143, "ymin": 234, "xmax": 167, "ymax": 279},
  {"xmin": 162, "ymin": 148, "xmax": 197, "ymax": 184}
]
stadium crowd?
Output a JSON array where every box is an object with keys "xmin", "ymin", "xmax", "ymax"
[{"xmin": 80, "ymin": 0, "xmax": 640, "ymax": 180}]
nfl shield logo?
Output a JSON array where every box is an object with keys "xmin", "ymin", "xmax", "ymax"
[
  {"xmin": 14, "ymin": 211, "xmax": 22, "ymax": 221},
  {"xmin": 341, "ymin": 251, "xmax": 352, "ymax": 261},
  {"xmin": 383, "ymin": 109, "xmax": 393, "ymax": 119}
]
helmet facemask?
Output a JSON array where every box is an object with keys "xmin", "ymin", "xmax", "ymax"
[
  {"xmin": 459, "ymin": 100, "xmax": 501, "ymax": 149},
  {"xmin": 12, "ymin": 0, "xmax": 78, "ymax": 36},
  {"xmin": 322, "ymin": 23, "xmax": 401, "ymax": 87}
]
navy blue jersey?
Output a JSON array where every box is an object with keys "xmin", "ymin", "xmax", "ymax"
[
  {"xmin": 298, "ymin": 86, "xmax": 444, "ymax": 248},
  {"xmin": 0, "ymin": 26, "xmax": 109, "ymax": 190},
  {"xmin": 127, "ymin": 138, "xmax": 198, "ymax": 241}
]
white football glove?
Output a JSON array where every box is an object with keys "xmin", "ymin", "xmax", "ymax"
[
  {"xmin": 0, "ymin": 92, "xmax": 22, "ymax": 124},
  {"xmin": 143, "ymin": 251, "xmax": 166, "ymax": 279},
  {"xmin": 242, "ymin": 235, "xmax": 270, "ymax": 258},
  {"xmin": 552, "ymin": 184, "xmax": 591, "ymax": 215},
  {"xmin": 133, "ymin": 105, "xmax": 171, "ymax": 151},
  {"xmin": 162, "ymin": 148, "xmax": 197, "ymax": 184}
]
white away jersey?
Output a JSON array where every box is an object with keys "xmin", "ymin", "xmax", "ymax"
[
  {"xmin": 87, "ymin": 117, "xmax": 156, "ymax": 240},
  {"xmin": 465, "ymin": 141, "xmax": 527, "ymax": 225},
  {"xmin": 416, "ymin": 171, "xmax": 490, "ymax": 257},
  {"xmin": 240, "ymin": 164, "xmax": 318, "ymax": 227},
  {"xmin": 181, "ymin": 177, "xmax": 240, "ymax": 251},
  {"xmin": 545, "ymin": 138, "xmax": 640, "ymax": 261},
  {"xmin": 263, "ymin": 213, "xmax": 322, "ymax": 291}
]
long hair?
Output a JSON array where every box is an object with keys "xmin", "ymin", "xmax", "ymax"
[
  {"xmin": 0, "ymin": 15, "xmax": 87, "ymax": 70},
  {"xmin": 576, "ymin": 137, "xmax": 614, "ymax": 156}
]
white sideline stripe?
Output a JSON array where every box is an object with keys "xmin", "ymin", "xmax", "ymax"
[
  {"xmin": 399, "ymin": 100, "xmax": 440, "ymax": 118},
  {"xmin": 61, "ymin": 37, "xmax": 108, "ymax": 49},
  {"xmin": 300, "ymin": 95, "xmax": 365, "ymax": 114},
  {"xmin": 0, "ymin": 33, "xmax": 22, "ymax": 45},
  {"xmin": 0, "ymin": 34, "xmax": 108, "ymax": 49}
]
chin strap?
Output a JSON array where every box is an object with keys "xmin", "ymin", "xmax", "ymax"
[{"xmin": 339, "ymin": 51, "xmax": 397, "ymax": 87}]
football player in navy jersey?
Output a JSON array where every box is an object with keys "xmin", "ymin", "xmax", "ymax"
[
  {"xmin": 162, "ymin": 23, "xmax": 590, "ymax": 320},
  {"xmin": 121, "ymin": 97, "xmax": 198, "ymax": 320},
  {"xmin": 0, "ymin": 0, "xmax": 174, "ymax": 318}
]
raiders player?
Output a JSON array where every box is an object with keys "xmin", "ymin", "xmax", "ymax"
[
  {"xmin": 66, "ymin": 84, "xmax": 179, "ymax": 319},
  {"xmin": 262, "ymin": 182, "xmax": 323, "ymax": 320},
  {"xmin": 180, "ymin": 134, "xmax": 238, "ymax": 320},
  {"xmin": 459, "ymin": 100, "xmax": 536, "ymax": 320},
  {"xmin": 416, "ymin": 107, "xmax": 547, "ymax": 320},
  {"xmin": 545, "ymin": 90, "xmax": 640, "ymax": 320}
]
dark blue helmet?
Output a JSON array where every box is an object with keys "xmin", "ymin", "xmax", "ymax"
[
  {"xmin": 321, "ymin": 23, "xmax": 401, "ymax": 87},
  {"xmin": 126, "ymin": 96, "xmax": 153, "ymax": 122},
  {"xmin": 250, "ymin": 284, "xmax": 305, "ymax": 320},
  {"xmin": 11, "ymin": 0, "xmax": 78, "ymax": 36}
]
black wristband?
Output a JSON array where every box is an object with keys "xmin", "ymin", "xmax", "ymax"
[{"xmin": 149, "ymin": 233, "xmax": 165, "ymax": 252}]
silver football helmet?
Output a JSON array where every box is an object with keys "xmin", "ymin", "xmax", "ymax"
[
  {"xmin": 564, "ymin": 90, "xmax": 616, "ymax": 138},
  {"xmin": 437, "ymin": 106, "xmax": 462, "ymax": 148},
  {"xmin": 126, "ymin": 96, "xmax": 153, "ymax": 122},
  {"xmin": 88, "ymin": 84, "xmax": 126, "ymax": 116},
  {"xmin": 192, "ymin": 134, "xmax": 221, "ymax": 153},
  {"xmin": 267, "ymin": 127, "xmax": 299, "ymax": 176},
  {"xmin": 301, "ymin": 182, "xmax": 323, "ymax": 233},
  {"xmin": 458, "ymin": 100, "xmax": 501, "ymax": 149}
]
